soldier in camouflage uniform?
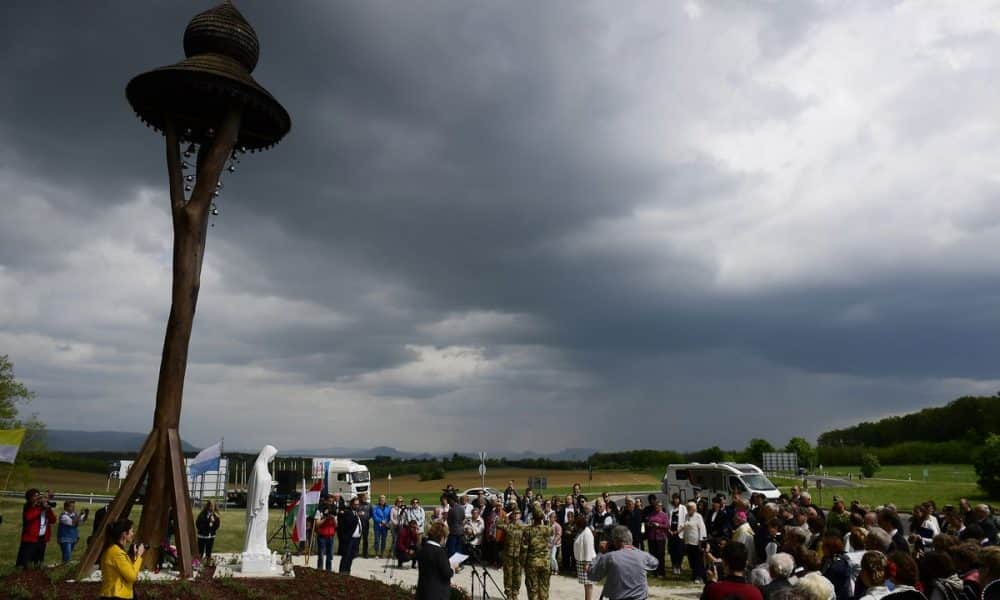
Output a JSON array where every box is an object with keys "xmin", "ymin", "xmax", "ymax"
[
  {"xmin": 522, "ymin": 502, "xmax": 554, "ymax": 600},
  {"xmin": 496, "ymin": 506, "xmax": 526, "ymax": 600}
]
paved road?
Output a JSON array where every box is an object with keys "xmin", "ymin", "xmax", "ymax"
[{"xmin": 195, "ymin": 552, "xmax": 702, "ymax": 600}]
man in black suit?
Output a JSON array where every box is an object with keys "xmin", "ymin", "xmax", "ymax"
[
  {"xmin": 417, "ymin": 521, "xmax": 454, "ymax": 600},
  {"xmin": 337, "ymin": 496, "xmax": 362, "ymax": 574}
]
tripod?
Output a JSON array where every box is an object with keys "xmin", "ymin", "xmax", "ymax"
[
  {"xmin": 469, "ymin": 560, "xmax": 506, "ymax": 600},
  {"xmin": 268, "ymin": 499, "xmax": 293, "ymax": 554}
]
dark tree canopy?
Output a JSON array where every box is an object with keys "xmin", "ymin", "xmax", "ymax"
[{"xmin": 818, "ymin": 396, "xmax": 1000, "ymax": 447}]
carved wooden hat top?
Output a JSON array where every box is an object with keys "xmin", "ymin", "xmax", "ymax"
[{"xmin": 126, "ymin": 1, "xmax": 291, "ymax": 151}]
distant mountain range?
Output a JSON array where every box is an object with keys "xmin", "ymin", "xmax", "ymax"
[
  {"xmin": 42, "ymin": 430, "xmax": 594, "ymax": 460},
  {"xmin": 43, "ymin": 429, "xmax": 197, "ymax": 453},
  {"xmin": 279, "ymin": 445, "xmax": 598, "ymax": 461}
]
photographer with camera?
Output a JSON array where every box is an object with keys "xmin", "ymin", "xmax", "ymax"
[
  {"xmin": 314, "ymin": 494, "xmax": 338, "ymax": 571},
  {"xmin": 57, "ymin": 499, "xmax": 89, "ymax": 564},
  {"xmin": 396, "ymin": 519, "xmax": 421, "ymax": 568},
  {"xmin": 15, "ymin": 488, "xmax": 58, "ymax": 568},
  {"xmin": 100, "ymin": 518, "xmax": 145, "ymax": 600},
  {"xmin": 195, "ymin": 500, "xmax": 221, "ymax": 560}
]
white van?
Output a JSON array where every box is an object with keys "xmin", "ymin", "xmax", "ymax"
[
  {"xmin": 311, "ymin": 458, "xmax": 371, "ymax": 499},
  {"xmin": 661, "ymin": 462, "xmax": 780, "ymax": 502}
]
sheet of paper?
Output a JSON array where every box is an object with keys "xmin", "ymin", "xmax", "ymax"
[{"xmin": 449, "ymin": 552, "xmax": 468, "ymax": 569}]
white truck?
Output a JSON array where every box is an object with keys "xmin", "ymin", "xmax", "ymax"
[
  {"xmin": 310, "ymin": 458, "xmax": 371, "ymax": 499},
  {"xmin": 661, "ymin": 462, "xmax": 780, "ymax": 502}
]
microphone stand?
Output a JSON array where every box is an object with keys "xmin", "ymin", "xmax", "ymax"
[{"xmin": 467, "ymin": 548, "xmax": 505, "ymax": 600}]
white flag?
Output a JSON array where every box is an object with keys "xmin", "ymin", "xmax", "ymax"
[{"xmin": 189, "ymin": 441, "xmax": 222, "ymax": 478}]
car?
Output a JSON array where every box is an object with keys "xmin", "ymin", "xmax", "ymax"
[{"xmin": 460, "ymin": 487, "xmax": 502, "ymax": 502}]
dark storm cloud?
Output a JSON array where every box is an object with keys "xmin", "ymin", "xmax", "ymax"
[{"xmin": 4, "ymin": 0, "xmax": 1000, "ymax": 451}]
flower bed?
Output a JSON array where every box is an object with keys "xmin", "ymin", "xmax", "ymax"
[{"xmin": 0, "ymin": 566, "xmax": 469, "ymax": 599}]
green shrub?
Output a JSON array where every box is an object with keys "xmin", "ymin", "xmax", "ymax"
[
  {"xmin": 974, "ymin": 434, "xmax": 1000, "ymax": 497},
  {"xmin": 860, "ymin": 453, "xmax": 881, "ymax": 478},
  {"xmin": 418, "ymin": 467, "xmax": 445, "ymax": 481}
]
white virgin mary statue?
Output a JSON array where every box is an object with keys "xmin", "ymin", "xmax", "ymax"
[{"xmin": 243, "ymin": 444, "xmax": 278, "ymax": 556}]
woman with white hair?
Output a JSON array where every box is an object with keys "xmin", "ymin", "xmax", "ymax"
[
  {"xmin": 762, "ymin": 553, "xmax": 796, "ymax": 600},
  {"xmin": 797, "ymin": 571, "xmax": 835, "ymax": 600},
  {"xmin": 681, "ymin": 501, "xmax": 708, "ymax": 583}
]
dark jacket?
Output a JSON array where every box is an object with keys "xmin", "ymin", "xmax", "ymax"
[
  {"xmin": 416, "ymin": 540, "xmax": 452, "ymax": 600},
  {"xmin": 446, "ymin": 499, "xmax": 465, "ymax": 535},
  {"xmin": 336, "ymin": 508, "xmax": 361, "ymax": 543},
  {"xmin": 195, "ymin": 510, "xmax": 221, "ymax": 539},
  {"xmin": 822, "ymin": 553, "xmax": 852, "ymax": 600}
]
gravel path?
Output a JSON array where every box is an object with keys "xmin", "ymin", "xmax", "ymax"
[{"xmin": 197, "ymin": 552, "xmax": 703, "ymax": 599}]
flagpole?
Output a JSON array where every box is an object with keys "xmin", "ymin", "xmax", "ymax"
[
  {"xmin": 304, "ymin": 480, "xmax": 314, "ymax": 563},
  {"xmin": 219, "ymin": 437, "xmax": 225, "ymax": 509},
  {"xmin": 2, "ymin": 461, "xmax": 13, "ymax": 492}
]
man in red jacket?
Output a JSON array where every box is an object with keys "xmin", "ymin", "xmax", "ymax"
[
  {"xmin": 313, "ymin": 494, "xmax": 338, "ymax": 572},
  {"xmin": 16, "ymin": 488, "xmax": 58, "ymax": 568},
  {"xmin": 701, "ymin": 541, "xmax": 763, "ymax": 600}
]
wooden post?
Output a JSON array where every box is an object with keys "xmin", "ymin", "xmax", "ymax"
[{"xmin": 76, "ymin": 111, "xmax": 241, "ymax": 581}]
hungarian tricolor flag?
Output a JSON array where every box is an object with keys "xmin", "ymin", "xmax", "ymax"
[{"xmin": 285, "ymin": 479, "xmax": 323, "ymax": 544}]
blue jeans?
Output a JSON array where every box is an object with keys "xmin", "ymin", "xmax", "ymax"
[
  {"xmin": 374, "ymin": 527, "xmax": 388, "ymax": 555},
  {"xmin": 446, "ymin": 533, "xmax": 463, "ymax": 557},
  {"xmin": 316, "ymin": 536, "xmax": 334, "ymax": 571},
  {"xmin": 60, "ymin": 541, "xmax": 75, "ymax": 563},
  {"xmin": 339, "ymin": 537, "xmax": 359, "ymax": 574}
]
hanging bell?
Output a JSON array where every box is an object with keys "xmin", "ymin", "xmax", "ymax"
[
  {"xmin": 185, "ymin": 175, "xmax": 194, "ymax": 182},
  {"xmin": 181, "ymin": 161, "xmax": 192, "ymax": 170},
  {"xmin": 185, "ymin": 184, "xmax": 192, "ymax": 192},
  {"xmin": 206, "ymin": 128, "xmax": 215, "ymax": 138},
  {"xmin": 212, "ymin": 207, "xmax": 220, "ymax": 216},
  {"xmin": 227, "ymin": 165, "xmax": 236, "ymax": 173},
  {"xmin": 239, "ymin": 146, "xmax": 247, "ymax": 154},
  {"xmin": 212, "ymin": 190, "xmax": 220, "ymax": 197},
  {"xmin": 183, "ymin": 128, "xmax": 193, "ymax": 138}
]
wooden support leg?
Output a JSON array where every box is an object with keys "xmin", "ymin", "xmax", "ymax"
[
  {"xmin": 76, "ymin": 429, "xmax": 159, "ymax": 581},
  {"xmin": 169, "ymin": 429, "xmax": 196, "ymax": 578}
]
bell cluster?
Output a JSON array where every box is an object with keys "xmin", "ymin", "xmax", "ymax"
[{"xmin": 178, "ymin": 127, "xmax": 247, "ymax": 227}]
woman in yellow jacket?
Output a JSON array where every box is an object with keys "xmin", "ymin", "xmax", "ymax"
[{"xmin": 100, "ymin": 518, "xmax": 145, "ymax": 600}]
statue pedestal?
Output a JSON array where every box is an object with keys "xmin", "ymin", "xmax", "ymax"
[{"xmin": 240, "ymin": 551, "xmax": 277, "ymax": 574}]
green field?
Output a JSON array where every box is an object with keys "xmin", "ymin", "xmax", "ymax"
[{"xmin": 772, "ymin": 463, "xmax": 997, "ymax": 509}]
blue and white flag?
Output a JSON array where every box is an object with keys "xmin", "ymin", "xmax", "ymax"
[{"xmin": 189, "ymin": 441, "xmax": 222, "ymax": 478}]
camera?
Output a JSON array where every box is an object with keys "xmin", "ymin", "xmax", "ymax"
[{"xmin": 47, "ymin": 501, "xmax": 57, "ymax": 509}]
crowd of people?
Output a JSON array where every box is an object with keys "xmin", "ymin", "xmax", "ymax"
[
  {"xmin": 11, "ymin": 481, "xmax": 1000, "ymax": 600},
  {"xmin": 370, "ymin": 481, "xmax": 1000, "ymax": 600},
  {"xmin": 684, "ymin": 488, "xmax": 1000, "ymax": 600}
]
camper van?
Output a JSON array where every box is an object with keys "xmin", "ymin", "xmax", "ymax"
[
  {"xmin": 661, "ymin": 462, "xmax": 780, "ymax": 502},
  {"xmin": 311, "ymin": 458, "xmax": 371, "ymax": 499}
]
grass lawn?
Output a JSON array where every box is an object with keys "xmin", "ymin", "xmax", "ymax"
[{"xmin": 771, "ymin": 463, "xmax": 998, "ymax": 509}]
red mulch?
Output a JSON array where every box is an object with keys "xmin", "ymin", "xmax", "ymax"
[{"xmin": 0, "ymin": 565, "xmax": 471, "ymax": 599}]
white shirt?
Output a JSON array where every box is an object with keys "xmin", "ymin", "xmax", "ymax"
[
  {"xmin": 668, "ymin": 503, "xmax": 688, "ymax": 533},
  {"xmin": 681, "ymin": 512, "xmax": 707, "ymax": 545},
  {"xmin": 574, "ymin": 527, "xmax": 596, "ymax": 562}
]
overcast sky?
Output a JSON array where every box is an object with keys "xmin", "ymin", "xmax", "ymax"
[{"xmin": 3, "ymin": 1, "xmax": 1000, "ymax": 454}]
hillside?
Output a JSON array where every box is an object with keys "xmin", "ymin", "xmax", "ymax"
[
  {"xmin": 42, "ymin": 429, "xmax": 196, "ymax": 452},
  {"xmin": 818, "ymin": 396, "xmax": 1000, "ymax": 448}
]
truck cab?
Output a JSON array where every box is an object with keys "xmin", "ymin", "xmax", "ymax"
[{"xmin": 311, "ymin": 458, "xmax": 371, "ymax": 500}]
